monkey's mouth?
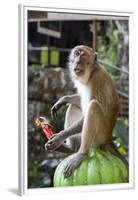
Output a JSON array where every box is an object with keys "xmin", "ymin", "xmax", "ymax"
[{"xmin": 74, "ymin": 68, "xmax": 84, "ymax": 75}]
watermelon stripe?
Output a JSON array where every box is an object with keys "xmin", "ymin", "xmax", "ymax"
[{"xmin": 54, "ymin": 148, "xmax": 128, "ymax": 187}]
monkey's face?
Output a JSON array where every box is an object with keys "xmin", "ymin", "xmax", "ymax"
[{"xmin": 69, "ymin": 45, "xmax": 97, "ymax": 84}]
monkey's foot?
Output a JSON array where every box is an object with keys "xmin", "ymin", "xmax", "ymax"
[{"xmin": 63, "ymin": 152, "xmax": 86, "ymax": 178}]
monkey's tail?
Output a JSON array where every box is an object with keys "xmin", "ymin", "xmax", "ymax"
[
  {"xmin": 58, "ymin": 143, "xmax": 74, "ymax": 154},
  {"xmin": 101, "ymin": 142, "xmax": 129, "ymax": 171}
]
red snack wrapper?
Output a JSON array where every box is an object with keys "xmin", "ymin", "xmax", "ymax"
[
  {"xmin": 42, "ymin": 124, "xmax": 53, "ymax": 139},
  {"xmin": 34, "ymin": 117, "xmax": 54, "ymax": 139}
]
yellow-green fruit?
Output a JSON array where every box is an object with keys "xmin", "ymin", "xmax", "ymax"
[{"xmin": 54, "ymin": 148, "xmax": 128, "ymax": 187}]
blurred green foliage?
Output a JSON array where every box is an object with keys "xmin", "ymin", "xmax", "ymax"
[
  {"xmin": 113, "ymin": 119, "xmax": 129, "ymax": 156},
  {"xmin": 97, "ymin": 22, "xmax": 119, "ymax": 76},
  {"xmin": 28, "ymin": 64, "xmax": 41, "ymax": 84}
]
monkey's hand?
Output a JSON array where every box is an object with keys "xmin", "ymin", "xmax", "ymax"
[
  {"xmin": 45, "ymin": 132, "xmax": 65, "ymax": 151},
  {"xmin": 51, "ymin": 97, "xmax": 66, "ymax": 118},
  {"xmin": 63, "ymin": 152, "xmax": 86, "ymax": 178}
]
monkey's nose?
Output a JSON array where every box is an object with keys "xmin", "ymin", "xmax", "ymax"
[
  {"xmin": 75, "ymin": 55, "xmax": 81, "ymax": 65},
  {"xmin": 76, "ymin": 60, "xmax": 81, "ymax": 65},
  {"xmin": 74, "ymin": 66, "xmax": 83, "ymax": 73}
]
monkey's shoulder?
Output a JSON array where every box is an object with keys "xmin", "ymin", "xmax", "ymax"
[
  {"xmin": 91, "ymin": 66, "xmax": 119, "ymax": 104},
  {"xmin": 93, "ymin": 65, "xmax": 110, "ymax": 79},
  {"xmin": 92, "ymin": 66, "xmax": 115, "ymax": 89}
]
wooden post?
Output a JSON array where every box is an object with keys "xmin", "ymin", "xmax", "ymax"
[
  {"xmin": 92, "ymin": 20, "xmax": 97, "ymax": 51},
  {"xmin": 47, "ymin": 36, "xmax": 51, "ymax": 67}
]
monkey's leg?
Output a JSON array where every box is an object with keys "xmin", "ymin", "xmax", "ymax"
[
  {"xmin": 64, "ymin": 104, "xmax": 82, "ymax": 152},
  {"xmin": 55, "ymin": 104, "xmax": 82, "ymax": 153},
  {"xmin": 64, "ymin": 100, "xmax": 109, "ymax": 178},
  {"xmin": 45, "ymin": 104, "xmax": 82, "ymax": 153},
  {"xmin": 79, "ymin": 100, "xmax": 109, "ymax": 153}
]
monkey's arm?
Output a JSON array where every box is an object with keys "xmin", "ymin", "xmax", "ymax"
[
  {"xmin": 45, "ymin": 117, "xmax": 83, "ymax": 151},
  {"xmin": 51, "ymin": 94, "xmax": 81, "ymax": 117}
]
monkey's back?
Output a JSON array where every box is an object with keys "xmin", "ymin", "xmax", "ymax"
[{"xmin": 90, "ymin": 65, "xmax": 120, "ymax": 129}]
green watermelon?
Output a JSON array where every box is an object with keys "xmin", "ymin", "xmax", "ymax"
[{"xmin": 54, "ymin": 147, "xmax": 128, "ymax": 187}]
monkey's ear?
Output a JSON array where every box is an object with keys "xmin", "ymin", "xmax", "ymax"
[{"xmin": 94, "ymin": 52, "xmax": 98, "ymax": 61}]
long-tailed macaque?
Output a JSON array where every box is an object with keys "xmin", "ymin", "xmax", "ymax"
[{"xmin": 45, "ymin": 45, "xmax": 128, "ymax": 178}]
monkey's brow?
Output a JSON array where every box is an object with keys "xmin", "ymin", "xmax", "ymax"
[
  {"xmin": 80, "ymin": 51, "xmax": 86, "ymax": 56},
  {"xmin": 74, "ymin": 49, "xmax": 87, "ymax": 56}
]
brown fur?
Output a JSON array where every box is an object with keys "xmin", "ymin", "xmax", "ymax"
[{"xmin": 45, "ymin": 45, "xmax": 127, "ymax": 178}]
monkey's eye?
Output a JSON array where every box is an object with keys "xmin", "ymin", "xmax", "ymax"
[{"xmin": 74, "ymin": 51, "xmax": 79, "ymax": 56}]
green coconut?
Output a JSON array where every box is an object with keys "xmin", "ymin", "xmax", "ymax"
[{"xmin": 54, "ymin": 147, "xmax": 128, "ymax": 187}]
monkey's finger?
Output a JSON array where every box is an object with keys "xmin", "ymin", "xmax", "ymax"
[
  {"xmin": 51, "ymin": 106, "xmax": 58, "ymax": 118},
  {"xmin": 45, "ymin": 144, "xmax": 48, "ymax": 151},
  {"xmin": 48, "ymin": 142, "xmax": 57, "ymax": 149},
  {"xmin": 47, "ymin": 138, "xmax": 56, "ymax": 145},
  {"xmin": 51, "ymin": 110, "xmax": 57, "ymax": 118},
  {"xmin": 47, "ymin": 143, "xmax": 58, "ymax": 150},
  {"xmin": 47, "ymin": 141, "xmax": 55, "ymax": 146},
  {"xmin": 51, "ymin": 109, "xmax": 54, "ymax": 118},
  {"xmin": 45, "ymin": 140, "xmax": 53, "ymax": 146},
  {"xmin": 45, "ymin": 143, "xmax": 52, "ymax": 151},
  {"xmin": 51, "ymin": 145, "xmax": 58, "ymax": 150},
  {"xmin": 64, "ymin": 164, "xmax": 72, "ymax": 178},
  {"xmin": 64, "ymin": 163, "xmax": 71, "ymax": 173},
  {"xmin": 45, "ymin": 142, "xmax": 55, "ymax": 150},
  {"xmin": 48, "ymin": 134, "xmax": 60, "ymax": 143},
  {"xmin": 51, "ymin": 110, "xmax": 54, "ymax": 118},
  {"xmin": 64, "ymin": 164, "xmax": 69, "ymax": 172},
  {"xmin": 64, "ymin": 172, "xmax": 71, "ymax": 178},
  {"xmin": 51, "ymin": 102, "xmax": 64, "ymax": 118},
  {"xmin": 47, "ymin": 140, "xmax": 60, "ymax": 149}
]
